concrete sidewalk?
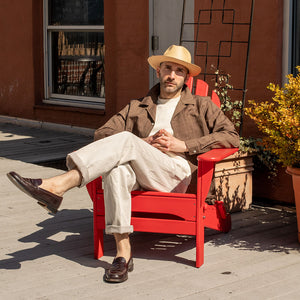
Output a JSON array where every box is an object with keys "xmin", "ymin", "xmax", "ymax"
[
  {"xmin": 0, "ymin": 119, "xmax": 93, "ymax": 164},
  {"xmin": 1, "ymin": 121, "xmax": 300, "ymax": 299}
]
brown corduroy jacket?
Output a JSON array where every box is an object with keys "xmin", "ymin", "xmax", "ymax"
[{"xmin": 94, "ymin": 83, "xmax": 240, "ymax": 193}]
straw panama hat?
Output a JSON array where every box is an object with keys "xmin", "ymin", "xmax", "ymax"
[{"xmin": 148, "ymin": 45, "xmax": 201, "ymax": 77}]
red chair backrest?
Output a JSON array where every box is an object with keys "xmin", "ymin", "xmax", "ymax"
[{"xmin": 186, "ymin": 77, "xmax": 221, "ymax": 107}]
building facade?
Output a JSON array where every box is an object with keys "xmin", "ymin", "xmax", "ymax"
[{"xmin": 0, "ymin": 0, "xmax": 298, "ymax": 202}]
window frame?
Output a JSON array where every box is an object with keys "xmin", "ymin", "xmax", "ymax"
[
  {"xmin": 43, "ymin": 0, "xmax": 105, "ymax": 109},
  {"xmin": 291, "ymin": 0, "xmax": 300, "ymax": 75}
]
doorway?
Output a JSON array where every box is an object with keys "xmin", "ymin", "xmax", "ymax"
[{"xmin": 148, "ymin": 0, "xmax": 194, "ymax": 87}]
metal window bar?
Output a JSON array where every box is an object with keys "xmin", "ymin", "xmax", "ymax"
[{"xmin": 180, "ymin": 0, "xmax": 255, "ymax": 135}]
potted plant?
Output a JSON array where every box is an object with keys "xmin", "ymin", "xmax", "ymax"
[
  {"xmin": 212, "ymin": 70, "xmax": 255, "ymax": 212},
  {"xmin": 212, "ymin": 70, "xmax": 279, "ymax": 212},
  {"xmin": 245, "ymin": 67, "xmax": 300, "ymax": 241}
]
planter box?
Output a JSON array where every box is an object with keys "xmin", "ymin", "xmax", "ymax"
[{"xmin": 215, "ymin": 152, "xmax": 254, "ymax": 212}]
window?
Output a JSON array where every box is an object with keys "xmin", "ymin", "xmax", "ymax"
[
  {"xmin": 43, "ymin": 0, "xmax": 105, "ymax": 109},
  {"xmin": 292, "ymin": 0, "xmax": 300, "ymax": 75}
]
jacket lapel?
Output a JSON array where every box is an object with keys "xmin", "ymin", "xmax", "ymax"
[
  {"xmin": 172, "ymin": 86, "xmax": 195, "ymax": 119},
  {"xmin": 140, "ymin": 84, "xmax": 160, "ymax": 123}
]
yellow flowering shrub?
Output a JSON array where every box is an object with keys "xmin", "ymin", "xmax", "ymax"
[{"xmin": 245, "ymin": 67, "xmax": 300, "ymax": 168}]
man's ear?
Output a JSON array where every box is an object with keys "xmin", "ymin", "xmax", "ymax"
[
  {"xmin": 156, "ymin": 67, "xmax": 160, "ymax": 79},
  {"xmin": 184, "ymin": 73, "xmax": 190, "ymax": 83}
]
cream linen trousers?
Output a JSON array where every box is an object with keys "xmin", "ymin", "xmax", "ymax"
[{"xmin": 66, "ymin": 131, "xmax": 191, "ymax": 234}]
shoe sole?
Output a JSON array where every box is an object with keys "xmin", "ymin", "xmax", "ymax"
[
  {"xmin": 104, "ymin": 274, "xmax": 128, "ymax": 283},
  {"xmin": 7, "ymin": 173, "xmax": 57, "ymax": 215},
  {"xmin": 104, "ymin": 260, "xmax": 134, "ymax": 283},
  {"xmin": 37, "ymin": 201, "xmax": 57, "ymax": 214}
]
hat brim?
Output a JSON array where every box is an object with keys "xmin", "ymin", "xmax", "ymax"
[{"xmin": 148, "ymin": 55, "xmax": 201, "ymax": 77}]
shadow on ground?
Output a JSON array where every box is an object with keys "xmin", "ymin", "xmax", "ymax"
[
  {"xmin": 0, "ymin": 123, "xmax": 92, "ymax": 163},
  {"xmin": 1, "ymin": 206, "xmax": 299, "ymax": 272},
  {"xmin": 0, "ymin": 208, "xmax": 198, "ymax": 270},
  {"xmin": 207, "ymin": 206, "xmax": 300, "ymax": 254}
]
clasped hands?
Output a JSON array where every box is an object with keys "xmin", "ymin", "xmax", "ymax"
[{"xmin": 143, "ymin": 129, "xmax": 187, "ymax": 153}]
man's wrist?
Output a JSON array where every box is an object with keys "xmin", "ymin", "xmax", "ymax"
[{"xmin": 182, "ymin": 141, "xmax": 188, "ymax": 153}]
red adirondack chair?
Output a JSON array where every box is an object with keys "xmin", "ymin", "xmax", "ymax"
[{"xmin": 86, "ymin": 78, "xmax": 239, "ymax": 267}]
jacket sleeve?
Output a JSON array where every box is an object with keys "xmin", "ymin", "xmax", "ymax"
[
  {"xmin": 185, "ymin": 99, "xmax": 240, "ymax": 155},
  {"xmin": 94, "ymin": 104, "xmax": 130, "ymax": 141}
]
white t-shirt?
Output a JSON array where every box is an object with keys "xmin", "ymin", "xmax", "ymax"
[
  {"xmin": 149, "ymin": 96, "xmax": 180, "ymax": 136},
  {"xmin": 149, "ymin": 96, "xmax": 191, "ymax": 178}
]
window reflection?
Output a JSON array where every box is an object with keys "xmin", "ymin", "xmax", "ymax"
[
  {"xmin": 52, "ymin": 32, "xmax": 105, "ymax": 98},
  {"xmin": 49, "ymin": 0, "xmax": 104, "ymax": 26}
]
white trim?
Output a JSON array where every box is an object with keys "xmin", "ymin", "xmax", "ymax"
[
  {"xmin": 282, "ymin": 0, "xmax": 293, "ymax": 83},
  {"xmin": 43, "ymin": 0, "xmax": 105, "ymax": 107},
  {"xmin": 43, "ymin": 0, "xmax": 49, "ymax": 99},
  {"xmin": 51, "ymin": 93, "xmax": 105, "ymax": 103},
  {"xmin": 47, "ymin": 25, "xmax": 104, "ymax": 32},
  {"xmin": 149, "ymin": 0, "xmax": 154, "ymax": 89},
  {"xmin": 43, "ymin": 98, "xmax": 105, "ymax": 110},
  {"xmin": 48, "ymin": 30, "xmax": 53, "ymax": 99}
]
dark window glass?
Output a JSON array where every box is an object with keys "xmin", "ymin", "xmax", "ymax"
[
  {"xmin": 49, "ymin": 0, "xmax": 104, "ymax": 26},
  {"xmin": 51, "ymin": 32, "xmax": 105, "ymax": 98}
]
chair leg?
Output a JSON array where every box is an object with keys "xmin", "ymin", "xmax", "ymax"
[
  {"xmin": 94, "ymin": 228, "xmax": 104, "ymax": 259},
  {"xmin": 195, "ymin": 216, "xmax": 205, "ymax": 268},
  {"xmin": 93, "ymin": 210, "xmax": 104, "ymax": 259},
  {"xmin": 215, "ymin": 201, "xmax": 231, "ymax": 233},
  {"xmin": 195, "ymin": 235, "xmax": 204, "ymax": 268}
]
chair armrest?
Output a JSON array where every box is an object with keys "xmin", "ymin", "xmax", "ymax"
[
  {"xmin": 197, "ymin": 148, "xmax": 239, "ymax": 163},
  {"xmin": 196, "ymin": 148, "xmax": 239, "ymax": 207}
]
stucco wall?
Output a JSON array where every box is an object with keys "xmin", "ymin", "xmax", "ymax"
[
  {"xmin": 0, "ymin": 0, "xmax": 293, "ymax": 203},
  {"xmin": 0, "ymin": 0, "xmax": 43, "ymax": 119},
  {"xmin": 193, "ymin": 0, "xmax": 283, "ymax": 137},
  {"xmin": 0, "ymin": 0, "xmax": 149, "ymax": 129},
  {"xmin": 192, "ymin": 0, "xmax": 293, "ymax": 203}
]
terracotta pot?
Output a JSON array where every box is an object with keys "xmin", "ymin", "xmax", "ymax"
[{"xmin": 286, "ymin": 166, "xmax": 300, "ymax": 242}]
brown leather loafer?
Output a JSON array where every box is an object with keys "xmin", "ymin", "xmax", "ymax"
[
  {"xmin": 104, "ymin": 256, "xmax": 134, "ymax": 283},
  {"xmin": 7, "ymin": 171, "xmax": 63, "ymax": 214}
]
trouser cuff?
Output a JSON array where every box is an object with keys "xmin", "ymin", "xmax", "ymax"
[{"xmin": 105, "ymin": 225, "xmax": 134, "ymax": 235}]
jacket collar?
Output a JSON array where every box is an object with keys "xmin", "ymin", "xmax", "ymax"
[
  {"xmin": 140, "ymin": 83, "xmax": 195, "ymax": 121},
  {"xmin": 139, "ymin": 84, "xmax": 160, "ymax": 122}
]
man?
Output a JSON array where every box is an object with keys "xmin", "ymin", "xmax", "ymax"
[{"xmin": 7, "ymin": 45, "xmax": 240, "ymax": 283}]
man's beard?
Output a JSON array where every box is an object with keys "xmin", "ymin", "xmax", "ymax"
[{"xmin": 159, "ymin": 78, "xmax": 185, "ymax": 95}]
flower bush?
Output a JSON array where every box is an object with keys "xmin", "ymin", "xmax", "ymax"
[
  {"xmin": 213, "ymin": 68, "xmax": 281, "ymax": 176},
  {"xmin": 245, "ymin": 67, "xmax": 300, "ymax": 168}
]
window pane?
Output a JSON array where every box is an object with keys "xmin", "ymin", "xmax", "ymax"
[
  {"xmin": 51, "ymin": 32, "xmax": 105, "ymax": 98},
  {"xmin": 49, "ymin": 0, "xmax": 104, "ymax": 25}
]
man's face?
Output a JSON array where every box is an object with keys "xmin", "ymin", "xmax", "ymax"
[{"xmin": 157, "ymin": 61, "xmax": 189, "ymax": 99}]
